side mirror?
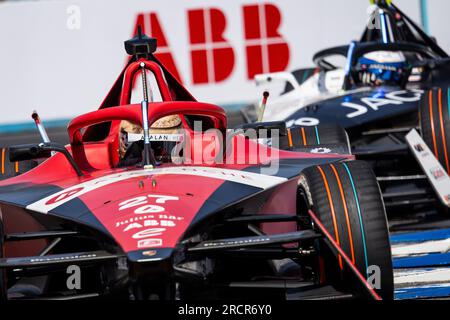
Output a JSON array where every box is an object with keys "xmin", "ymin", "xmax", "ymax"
[
  {"xmin": 9, "ymin": 144, "xmax": 51, "ymax": 162},
  {"xmin": 9, "ymin": 143, "xmax": 83, "ymax": 176}
]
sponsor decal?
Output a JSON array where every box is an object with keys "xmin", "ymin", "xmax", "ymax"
[
  {"xmin": 30, "ymin": 253, "xmax": 97, "ymax": 263},
  {"xmin": 132, "ymin": 228, "xmax": 166, "ymax": 239},
  {"xmin": 406, "ymin": 129, "xmax": 450, "ymax": 208},
  {"xmin": 289, "ymin": 89, "xmax": 424, "ymax": 127},
  {"xmin": 414, "ymin": 143, "xmax": 430, "ymax": 157},
  {"xmin": 341, "ymin": 89, "xmax": 423, "ymax": 119},
  {"xmin": 123, "ymin": 220, "xmax": 176, "ymax": 232},
  {"xmin": 150, "ymin": 134, "xmax": 184, "ymax": 142},
  {"xmin": 430, "ymin": 167, "xmax": 446, "ymax": 181},
  {"xmin": 138, "ymin": 239, "xmax": 163, "ymax": 249},
  {"xmin": 157, "ymin": 214, "xmax": 184, "ymax": 221},
  {"xmin": 114, "ymin": 195, "xmax": 185, "ymax": 249},
  {"xmin": 287, "ymin": 117, "xmax": 320, "ymax": 127},
  {"xmin": 127, "ymin": 133, "xmax": 185, "ymax": 142},
  {"xmin": 203, "ymin": 237, "xmax": 271, "ymax": 247},
  {"xmin": 310, "ymin": 147, "xmax": 331, "ymax": 154},
  {"xmin": 117, "ymin": 195, "xmax": 181, "ymax": 235},
  {"xmin": 414, "ymin": 144, "xmax": 425, "ymax": 152},
  {"xmin": 27, "ymin": 167, "xmax": 286, "ymax": 214},
  {"xmin": 115, "ymin": 214, "xmax": 184, "ymax": 228},
  {"xmin": 118, "ymin": 194, "xmax": 179, "ymax": 214},
  {"xmin": 142, "ymin": 250, "xmax": 158, "ymax": 256}
]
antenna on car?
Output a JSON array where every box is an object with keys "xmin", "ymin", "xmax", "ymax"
[
  {"xmin": 257, "ymin": 91, "xmax": 270, "ymax": 122},
  {"xmin": 124, "ymin": 26, "xmax": 158, "ymax": 168},
  {"xmin": 31, "ymin": 111, "xmax": 51, "ymax": 144},
  {"xmin": 31, "ymin": 110, "xmax": 55, "ymax": 156}
]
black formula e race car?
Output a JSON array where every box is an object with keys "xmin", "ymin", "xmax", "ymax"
[{"xmin": 243, "ymin": 0, "xmax": 450, "ymax": 230}]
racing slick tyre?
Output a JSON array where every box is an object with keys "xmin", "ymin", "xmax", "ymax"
[
  {"xmin": 0, "ymin": 147, "xmax": 37, "ymax": 181},
  {"xmin": 420, "ymin": 87, "xmax": 450, "ymax": 174},
  {"xmin": 282, "ymin": 124, "xmax": 351, "ymax": 154},
  {"xmin": 298, "ymin": 161, "xmax": 393, "ymax": 299}
]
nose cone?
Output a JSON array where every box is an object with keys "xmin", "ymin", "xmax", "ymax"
[
  {"xmin": 72, "ymin": 170, "xmax": 225, "ymax": 253},
  {"xmin": 89, "ymin": 189, "xmax": 208, "ymax": 253}
]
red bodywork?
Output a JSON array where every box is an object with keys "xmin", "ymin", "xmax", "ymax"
[{"xmin": 0, "ymin": 56, "xmax": 351, "ymax": 258}]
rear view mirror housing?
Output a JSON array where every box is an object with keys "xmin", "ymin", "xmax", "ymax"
[
  {"xmin": 8, "ymin": 143, "xmax": 83, "ymax": 176},
  {"xmin": 9, "ymin": 144, "xmax": 51, "ymax": 162}
]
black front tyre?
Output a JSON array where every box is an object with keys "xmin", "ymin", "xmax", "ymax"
[
  {"xmin": 420, "ymin": 87, "xmax": 450, "ymax": 174},
  {"xmin": 298, "ymin": 160, "xmax": 393, "ymax": 299}
]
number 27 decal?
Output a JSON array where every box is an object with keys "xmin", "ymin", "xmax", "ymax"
[{"xmin": 118, "ymin": 194, "xmax": 179, "ymax": 214}]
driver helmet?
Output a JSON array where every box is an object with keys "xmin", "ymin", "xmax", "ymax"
[
  {"xmin": 119, "ymin": 115, "xmax": 183, "ymax": 165},
  {"xmin": 357, "ymin": 51, "xmax": 406, "ymax": 85}
]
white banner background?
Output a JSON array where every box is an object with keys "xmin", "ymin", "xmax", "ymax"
[{"xmin": 0, "ymin": 0, "xmax": 447, "ymax": 125}]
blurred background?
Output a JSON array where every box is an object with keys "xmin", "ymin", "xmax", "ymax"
[{"xmin": 0, "ymin": 0, "xmax": 449, "ymax": 136}]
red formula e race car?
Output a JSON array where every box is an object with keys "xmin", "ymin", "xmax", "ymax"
[{"xmin": 0, "ymin": 32, "xmax": 392, "ymax": 300}]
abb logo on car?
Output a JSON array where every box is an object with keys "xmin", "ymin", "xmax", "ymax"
[
  {"xmin": 132, "ymin": 3, "xmax": 290, "ymax": 84},
  {"xmin": 114, "ymin": 194, "xmax": 182, "ymax": 249}
]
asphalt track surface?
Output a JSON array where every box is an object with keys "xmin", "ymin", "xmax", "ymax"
[{"xmin": 0, "ymin": 127, "xmax": 69, "ymax": 148}]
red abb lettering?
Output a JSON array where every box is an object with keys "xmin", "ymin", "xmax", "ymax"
[
  {"xmin": 133, "ymin": 13, "xmax": 183, "ymax": 83},
  {"xmin": 243, "ymin": 4, "xmax": 290, "ymax": 79},
  {"xmin": 188, "ymin": 8, "xmax": 235, "ymax": 84}
]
